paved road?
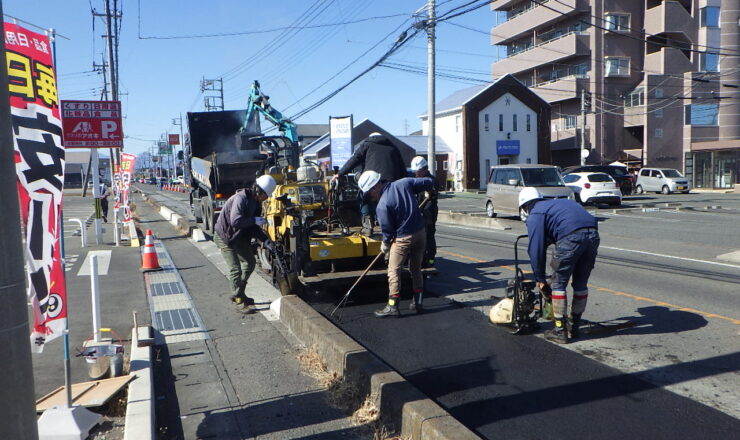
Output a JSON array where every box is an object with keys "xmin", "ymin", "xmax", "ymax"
[{"xmin": 140, "ymin": 185, "xmax": 740, "ymax": 439}]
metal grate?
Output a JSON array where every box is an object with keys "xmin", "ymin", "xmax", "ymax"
[
  {"xmin": 150, "ymin": 282, "xmax": 183, "ymax": 296},
  {"xmin": 155, "ymin": 308, "xmax": 198, "ymax": 331}
]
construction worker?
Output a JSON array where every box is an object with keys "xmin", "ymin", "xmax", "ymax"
[
  {"xmin": 518, "ymin": 187, "xmax": 600, "ymax": 344},
  {"xmin": 332, "ymin": 132, "xmax": 407, "ymax": 235},
  {"xmin": 358, "ymin": 170, "xmax": 434, "ymax": 317},
  {"xmin": 214, "ymin": 175, "xmax": 276, "ymax": 309},
  {"xmin": 410, "ymin": 156, "xmax": 438, "ymax": 267}
]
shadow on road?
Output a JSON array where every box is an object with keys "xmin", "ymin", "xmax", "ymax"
[{"xmin": 607, "ymin": 305, "xmax": 708, "ymax": 336}]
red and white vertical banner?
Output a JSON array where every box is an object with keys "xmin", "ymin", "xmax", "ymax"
[
  {"xmin": 4, "ymin": 22, "xmax": 66, "ymax": 352},
  {"xmin": 115, "ymin": 153, "xmax": 136, "ymax": 224}
]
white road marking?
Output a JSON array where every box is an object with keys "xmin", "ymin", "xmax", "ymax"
[
  {"xmin": 600, "ymin": 212, "xmax": 681, "ymax": 222},
  {"xmin": 77, "ymin": 250, "xmax": 112, "ymax": 276}
]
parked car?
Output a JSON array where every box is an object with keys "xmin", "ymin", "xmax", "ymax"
[
  {"xmin": 563, "ymin": 165, "xmax": 634, "ymax": 195},
  {"xmin": 635, "ymin": 168, "xmax": 690, "ymax": 194},
  {"xmin": 172, "ymin": 176, "xmax": 185, "ymax": 185},
  {"xmin": 147, "ymin": 177, "xmax": 157, "ymax": 185},
  {"xmin": 485, "ymin": 164, "xmax": 574, "ymax": 221},
  {"xmin": 563, "ymin": 172, "xmax": 621, "ymax": 206}
]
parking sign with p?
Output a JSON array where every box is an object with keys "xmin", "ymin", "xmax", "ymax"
[{"xmin": 60, "ymin": 100, "xmax": 123, "ymax": 148}]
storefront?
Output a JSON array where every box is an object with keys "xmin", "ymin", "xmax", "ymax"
[{"xmin": 685, "ymin": 141, "xmax": 740, "ymax": 189}]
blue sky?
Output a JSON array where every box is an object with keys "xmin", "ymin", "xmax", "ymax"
[{"xmin": 5, "ymin": 0, "xmax": 500, "ymax": 156}]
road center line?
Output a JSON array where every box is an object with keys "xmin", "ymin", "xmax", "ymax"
[
  {"xmin": 600, "ymin": 246, "xmax": 740, "ymax": 269},
  {"xmin": 437, "ymin": 249, "xmax": 740, "ymax": 326}
]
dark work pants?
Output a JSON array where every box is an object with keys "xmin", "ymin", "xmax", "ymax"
[
  {"xmin": 550, "ymin": 228, "xmax": 600, "ymax": 318},
  {"xmin": 214, "ymin": 233, "xmax": 256, "ymax": 299},
  {"xmin": 425, "ymin": 222, "xmax": 436, "ymax": 262}
]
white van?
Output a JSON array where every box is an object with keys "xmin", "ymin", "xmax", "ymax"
[
  {"xmin": 635, "ymin": 168, "xmax": 690, "ymax": 194},
  {"xmin": 485, "ymin": 164, "xmax": 574, "ymax": 221}
]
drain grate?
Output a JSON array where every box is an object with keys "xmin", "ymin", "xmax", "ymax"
[
  {"xmin": 150, "ymin": 281, "xmax": 183, "ymax": 296},
  {"xmin": 155, "ymin": 308, "xmax": 197, "ymax": 331}
]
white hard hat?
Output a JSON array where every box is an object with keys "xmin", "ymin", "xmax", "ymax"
[
  {"xmin": 489, "ymin": 298, "xmax": 514, "ymax": 324},
  {"xmin": 358, "ymin": 170, "xmax": 381, "ymax": 193},
  {"xmin": 410, "ymin": 156, "xmax": 428, "ymax": 172},
  {"xmin": 255, "ymin": 175, "xmax": 277, "ymax": 196},
  {"xmin": 518, "ymin": 187, "xmax": 542, "ymax": 208}
]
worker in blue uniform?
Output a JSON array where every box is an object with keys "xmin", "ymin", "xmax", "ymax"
[
  {"xmin": 358, "ymin": 170, "xmax": 434, "ymax": 317},
  {"xmin": 519, "ymin": 187, "xmax": 600, "ymax": 343}
]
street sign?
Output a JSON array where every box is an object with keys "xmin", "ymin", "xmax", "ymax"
[
  {"xmin": 168, "ymin": 134, "xmax": 180, "ymax": 145},
  {"xmin": 60, "ymin": 100, "xmax": 123, "ymax": 148},
  {"xmin": 158, "ymin": 141, "xmax": 171, "ymax": 155}
]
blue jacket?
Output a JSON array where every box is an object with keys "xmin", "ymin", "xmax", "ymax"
[
  {"xmin": 376, "ymin": 177, "xmax": 434, "ymax": 243},
  {"xmin": 526, "ymin": 198, "xmax": 597, "ymax": 282}
]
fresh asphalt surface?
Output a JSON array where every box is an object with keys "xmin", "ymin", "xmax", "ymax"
[{"xmin": 138, "ymin": 185, "xmax": 740, "ymax": 439}]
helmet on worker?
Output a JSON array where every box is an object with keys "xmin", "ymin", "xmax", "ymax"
[
  {"xmin": 518, "ymin": 187, "xmax": 542, "ymax": 209},
  {"xmin": 410, "ymin": 156, "xmax": 428, "ymax": 172},
  {"xmin": 358, "ymin": 170, "xmax": 381, "ymax": 194},
  {"xmin": 255, "ymin": 175, "xmax": 277, "ymax": 200}
]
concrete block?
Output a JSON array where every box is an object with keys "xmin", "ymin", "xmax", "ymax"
[
  {"xmin": 159, "ymin": 206, "xmax": 173, "ymax": 221},
  {"xmin": 191, "ymin": 228, "xmax": 207, "ymax": 242},
  {"xmin": 124, "ymin": 326, "xmax": 154, "ymax": 440},
  {"xmin": 438, "ymin": 211, "xmax": 510, "ymax": 230},
  {"xmin": 169, "ymin": 213, "xmax": 182, "ymax": 227}
]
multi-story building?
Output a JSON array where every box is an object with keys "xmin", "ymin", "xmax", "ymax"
[{"xmin": 490, "ymin": 0, "xmax": 739, "ymax": 189}]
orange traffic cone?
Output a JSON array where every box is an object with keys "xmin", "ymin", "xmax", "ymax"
[{"xmin": 141, "ymin": 229, "xmax": 162, "ymax": 271}]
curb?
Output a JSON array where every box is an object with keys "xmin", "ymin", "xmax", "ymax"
[
  {"xmin": 438, "ymin": 211, "xmax": 510, "ymax": 230},
  {"xmin": 278, "ymin": 296, "xmax": 480, "ymax": 439},
  {"xmin": 137, "ymin": 189, "xmax": 480, "ymax": 439},
  {"xmin": 123, "ymin": 325, "xmax": 154, "ymax": 440}
]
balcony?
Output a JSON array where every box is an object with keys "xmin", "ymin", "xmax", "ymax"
[
  {"xmin": 493, "ymin": 32, "xmax": 590, "ymax": 76},
  {"xmin": 644, "ymin": 47, "xmax": 692, "ymax": 75},
  {"xmin": 645, "ymin": 1, "xmax": 696, "ymax": 40},
  {"xmin": 492, "ymin": 0, "xmax": 589, "ymax": 45},
  {"xmin": 531, "ymin": 75, "xmax": 589, "ymax": 103}
]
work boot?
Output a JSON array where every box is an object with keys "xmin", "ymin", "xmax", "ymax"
[
  {"xmin": 361, "ymin": 215, "xmax": 374, "ymax": 236},
  {"xmin": 544, "ymin": 318, "xmax": 569, "ymax": 344},
  {"xmin": 374, "ymin": 300, "xmax": 400, "ymax": 318},
  {"xmin": 230, "ymin": 294, "xmax": 253, "ymax": 306},
  {"xmin": 409, "ymin": 290, "xmax": 424, "ymax": 314},
  {"xmin": 569, "ymin": 313, "xmax": 582, "ymax": 339}
]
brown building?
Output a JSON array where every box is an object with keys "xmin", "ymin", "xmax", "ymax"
[{"xmin": 490, "ymin": 0, "xmax": 739, "ymax": 189}]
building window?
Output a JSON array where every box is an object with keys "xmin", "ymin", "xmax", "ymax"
[
  {"xmin": 499, "ymin": 114, "xmax": 504, "ymax": 131},
  {"xmin": 655, "ymin": 128, "xmax": 663, "ymax": 138},
  {"xmin": 655, "ymin": 108, "xmax": 664, "ymax": 118},
  {"xmin": 605, "ymin": 13, "xmax": 630, "ymax": 31},
  {"xmin": 513, "ymin": 114, "xmax": 518, "ymax": 131},
  {"xmin": 564, "ymin": 115, "xmax": 577, "ymax": 129},
  {"xmin": 455, "ymin": 115, "xmax": 461, "ymax": 133},
  {"xmin": 456, "ymin": 160, "xmax": 463, "ymax": 170},
  {"xmin": 605, "ymin": 57, "xmax": 630, "ymax": 76},
  {"xmin": 700, "ymin": 52, "xmax": 719, "ymax": 72},
  {"xmin": 484, "ymin": 113, "xmax": 489, "ymax": 131},
  {"xmin": 526, "ymin": 114, "xmax": 531, "ymax": 131},
  {"xmin": 685, "ymin": 104, "xmax": 719, "ymax": 125},
  {"xmin": 443, "ymin": 160, "xmax": 448, "ymax": 170},
  {"xmin": 624, "ymin": 87, "xmax": 644, "ymax": 107},
  {"xmin": 701, "ymin": 7, "xmax": 720, "ymax": 27}
]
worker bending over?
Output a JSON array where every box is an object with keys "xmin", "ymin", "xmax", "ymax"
[
  {"xmin": 332, "ymin": 132, "xmax": 407, "ymax": 235},
  {"xmin": 214, "ymin": 175, "xmax": 276, "ymax": 310},
  {"xmin": 410, "ymin": 156, "xmax": 438, "ymax": 267},
  {"xmin": 519, "ymin": 187, "xmax": 600, "ymax": 343},
  {"xmin": 358, "ymin": 170, "xmax": 434, "ymax": 317}
]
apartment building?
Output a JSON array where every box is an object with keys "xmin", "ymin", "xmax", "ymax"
[{"xmin": 490, "ymin": 0, "xmax": 739, "ymax": 189}]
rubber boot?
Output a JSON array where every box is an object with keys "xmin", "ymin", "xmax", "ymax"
[
  {"xmin": 374, "ymin": 298, "xmax": 400, "ymax": 318},
  {"xmin": 542, "ymin": 300, "xmax": 554, "ymax": 321},
  {"xmin": 409, "ymin": 290, "xmax": 424, "ymax": 314},
  {"xmin": 361, "ymin": 215, "xmax": 374, "ymax": 236},
  {"xmin": 569, "ymin": 313, "xmax": 582, "ymax": 339},
  {"xmin": 544, "ymin": 318, "xmax": 569, "ymax": 344}
]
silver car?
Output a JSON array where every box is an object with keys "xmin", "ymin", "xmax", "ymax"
[
  {"xmin": 485, "ymin": 164, "xmax": 574, "ymax": 221},
  {"xmin": 635, "ymin": 168, "xmax": 691, "ymax": 194}
]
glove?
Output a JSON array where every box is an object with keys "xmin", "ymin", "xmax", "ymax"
[
  {"xmin": 380, "ymin": 241, "xmax": 390, "ymax": 254},
  {"xmin": 254, "ymin": 217, "xmax": 267, "ymax": 226},
  {"xmin": 262, "ymin": 239, "xmax": 275, "ymax": 251}
]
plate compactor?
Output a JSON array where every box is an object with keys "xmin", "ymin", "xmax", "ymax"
[{"xmin": 490, "ymin": 234, "xmax": 552, "ymax": 334}]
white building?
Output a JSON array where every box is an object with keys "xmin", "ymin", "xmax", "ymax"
[{"xmin": 419, "ymin": 74, "xmax": 551, "ymax": 191}]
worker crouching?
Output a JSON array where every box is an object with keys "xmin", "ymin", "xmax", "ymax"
[
  {"xmin": 358, "ymin": 170, "xmax": 435, "ymax": 318},
  {"xmin": 214, "ymin": 175, "xmax": 276, "ymax": 311},
  {"xmin": 519, "ymin": 187, "xmax": 600, "ymax": 343}
]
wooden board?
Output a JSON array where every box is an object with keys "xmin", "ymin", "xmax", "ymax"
[{"xmin": 35, "ymin": 374, "xmax": 135, "ymax": 413}]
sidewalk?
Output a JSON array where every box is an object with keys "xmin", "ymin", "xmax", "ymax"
[
  {"xmin": 132, "ymin": 193, "xmax": 367, "ymax": 439},
  {"xmin": 33, "ymin": 194, "xmax": 149, "ymax": 432}
]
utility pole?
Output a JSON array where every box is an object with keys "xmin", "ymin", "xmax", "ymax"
[
  {"xmin": 0, "ymin": 0, "xmax": 39, "ymax": 436},
  {"xmin": 104, "ymin": 0, "xmax": 121, "ymax": 244},
  {"xmin": 173, "ymin": 114, "xmax": 189, "ymax": 183},
  {"xmin": 201, "ymin": 78, "xmax": 224, "ymax": 111},
  {"xmin": 426, "ymin": 0, "xmax": 436, "ymax": 180},
  {"xmin": 580, "ymin": 89, "xmax": 586, "ymax": 166}
]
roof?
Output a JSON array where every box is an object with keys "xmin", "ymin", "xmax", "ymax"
[
  {"xmin": 296, "ymin": 124, "xmax": 329, "ymax": 138},
  {"xmin": 394, "ymin": 136, "xmax": 453, "ymax": 154}
]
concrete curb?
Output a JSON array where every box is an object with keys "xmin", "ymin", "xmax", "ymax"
[
  {"xmin": 438, "ymin": 211, "xmax": 511, "ymax": 230},
  {"xmin": 278, "ymin": 296, "xmax": 480, "ymax": 439},
  {"xmin": 123, "ymin": 325, "xmax": 154, "ymax": 440}
]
